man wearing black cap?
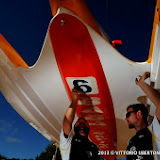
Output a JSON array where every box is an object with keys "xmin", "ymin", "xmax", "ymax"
[{"xmin": 59, "ymin": 89, "xmax": 103, "ymax": 160}]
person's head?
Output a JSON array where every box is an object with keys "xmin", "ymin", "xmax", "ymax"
[
  {"xmin": 74, "ymin": 118, "xmax": 90, "ymax": 138},
  {"xmin": 125, "ymin": 103, "xmax": 148, "ymax": 129}
]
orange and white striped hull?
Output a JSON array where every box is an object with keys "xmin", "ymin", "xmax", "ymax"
[{"xmin": 0, "ymin": 8, "xmax": 151, "ymax": 159}]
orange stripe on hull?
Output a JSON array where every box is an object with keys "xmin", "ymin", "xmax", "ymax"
[
  {"xmin": 147, "ymin": 0, "xmax": 160, "ymax": 63},
  {"xmin": 0, "ymin": 34, "xmax": 28, "ymax": 67},
  {"xmin": 49, "ymin": 14, "xmax": 117, "ymax": 160}
]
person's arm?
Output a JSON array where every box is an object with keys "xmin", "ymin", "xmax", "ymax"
[
  {"xmin": 135, "ymin": 72, "xmax": 160, "ymax": 121},
  {"xmin": 63, "ymin": 89, "xmax": 79, "ymax": 137}
]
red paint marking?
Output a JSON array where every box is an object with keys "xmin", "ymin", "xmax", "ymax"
[{"xmin": 50, "ymin": 13, "xmax": 117, "ymax": 159}]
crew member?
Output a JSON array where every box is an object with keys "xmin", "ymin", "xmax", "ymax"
[
  {"xmin": 59, "ymin": 89, "xmax": 103, "ymax": 160},
  {"xmin": 126, "ymin": 72, "xmax": 160, "ymax": 160}
]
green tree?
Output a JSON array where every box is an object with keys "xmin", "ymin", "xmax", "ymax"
[
  {"xmin": 36, "ymin": 144, "xmax": 61, "ymax": 160},
  {"xmin": 0, "ymin": 154, "xmax": 7, "ymax": 160}
]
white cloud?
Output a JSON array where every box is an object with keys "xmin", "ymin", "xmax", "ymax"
[
  {"xmin": 6, "ymin": 136, "xmax": 22, "ymax": 143},
  {"xmin": 0, "ymin": 120, "xmax": 8, "ymax": 133},
  {"xmin": 0, "ymin": 120, "xmax": 19, "ymax": 134},
  {"xmin": 0, "ymin": 120, "xmax": 22, "ymax": 143}
]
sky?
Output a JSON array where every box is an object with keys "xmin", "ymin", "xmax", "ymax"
[{"xmin": 0, "ymin": 0, "xmax": 156, "ymax": 159}]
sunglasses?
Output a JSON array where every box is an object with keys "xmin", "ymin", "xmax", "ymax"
[{"xmin": 126, "ymin": 111, "xmax": 137, "ymax": 118}]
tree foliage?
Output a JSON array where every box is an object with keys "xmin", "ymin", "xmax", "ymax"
[
  {"xmin": 0, "ymin": 144, "xmax": 61, "ymax": 160},
  {"xmin": 0, "ymin": 154, "xmax": 7, "ymax": 160},
  {"xmin": 0, "ymin": 155, "xmax": 33, "ymax": 160},
  {"xmin": 35, "ymin": 144, "xmax": 62, "ymax": 160}
]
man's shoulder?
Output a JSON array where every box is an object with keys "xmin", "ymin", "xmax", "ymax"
[
  {"xmin": 137, "ymin": 127, "xmax": 152, "ymax": 136},
  {"xmin": 88, "ymin": 140, "xmax": 99, "ymax": 150},
  {"xmin": 128, "ymin": 127, "xmax": 152, "ymax": 146}
]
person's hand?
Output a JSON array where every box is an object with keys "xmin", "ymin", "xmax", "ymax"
[
  {"xmin": 135, "ymin": 72, "xmax": 150, "ymax": 85},
  {"xmin": 71, "ymin": 89, "xmax": 79, "ymax": 102}
]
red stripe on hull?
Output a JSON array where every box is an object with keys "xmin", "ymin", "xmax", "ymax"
[{"xmin": 50, "ymin": 14, "xmax": 117, "ymax": 159}]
